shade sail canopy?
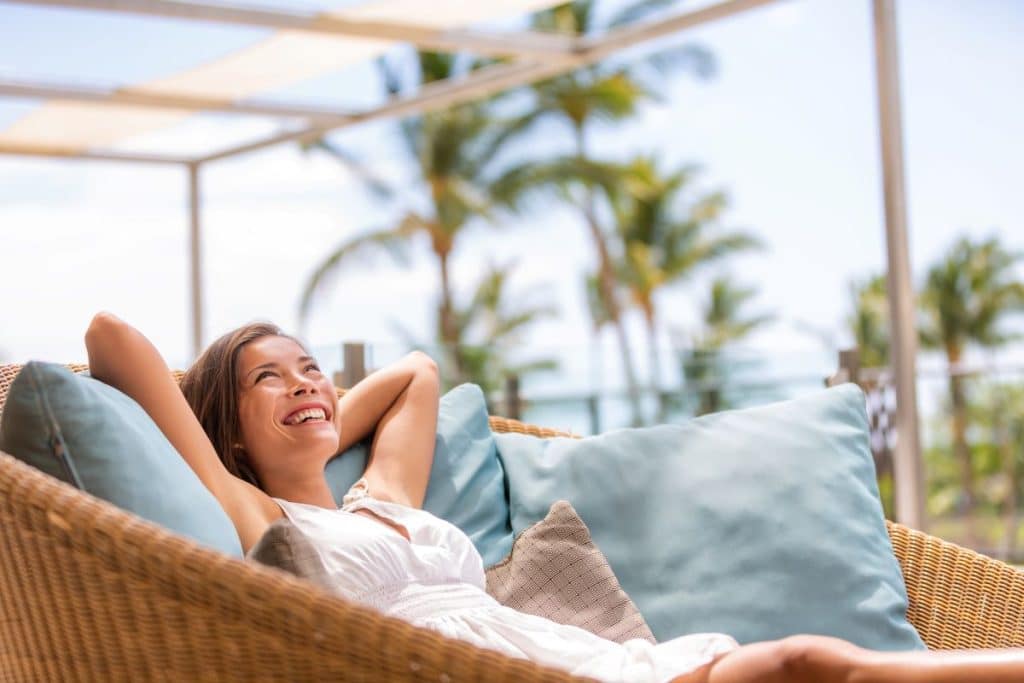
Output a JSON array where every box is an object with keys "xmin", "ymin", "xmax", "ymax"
[
  {"xmin": 0, "ymin": 0, "xmax": 776, "ymax": 163},
  {"xmin": 0, "ymin": 0, "xmax": 571, "ymax": 158}
]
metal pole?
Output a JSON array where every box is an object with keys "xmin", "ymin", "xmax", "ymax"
[
  {"xmin": 188, "ymin": 162, "xmax": 203, "ymax": 361},
  {"xmin": 505, "ymin": 375, "xmax": 522, "ymax": 421},
  {"xmin": 872, "ymin": 0, "xmax": 924, "ymax": 529},
  {"xmin": 5, "ymin": 0, "xmax": 575, "ymax": 60},
  {"xmin": 826, "ymin": 348, "xmax": 862, "ymax": 388},
  {"xmin": 341, "ymin": 343, "xmax": 367, "ymax": 388},
  {"xmin": 587, "ymin": 395, "xmax": 600, "ymax": 436},
  {"xmin": 0, "ymin": 76, "xmax": 359, "ymax": 120},
  {"xmin": 0, "ymin": 142, "xmax": 188, "ymax": 165}
]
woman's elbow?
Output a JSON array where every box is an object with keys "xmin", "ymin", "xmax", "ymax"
[
  {"xmin": 404, "ymin": 350, "xmax": 439, "ymax": 379},
  {"xmin": 401, "ymin": 350, "xmax": 438, "ymax": 387},
  {"xmin": 85, "ymin": 311, "xmax": 125, "ymax": 342},
  {"xmin": 84, "ymin": 312, "xmax": 131, "ymax": 372}
]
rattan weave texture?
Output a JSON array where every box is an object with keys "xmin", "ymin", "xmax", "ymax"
[
  {"xmin": 887, "ymin": 520, "xmax": 1024, "ymax": 649},
  {"xmin": 0, "ymin": 450, "xmax": 577, "ymax": 682},
  {"xmin": 0, "ymin": 362, "xmax": 1022, "ymax": 683}
]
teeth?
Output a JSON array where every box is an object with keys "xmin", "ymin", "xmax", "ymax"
[{"xmin": 285, "ymin": 408, "xmax": 326, "ymax": 425}]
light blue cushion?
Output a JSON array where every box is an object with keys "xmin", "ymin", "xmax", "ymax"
[
  {"xmin": 495, "ymin": 384, "xmax": 925, "ymax": 651},
  {"xmin": 0, "ymin": 361, "xmax": 243, "ymax": 557},
  {"xmin": 324, "ymin": 383, "xmax": 513, "ymax": 566}
]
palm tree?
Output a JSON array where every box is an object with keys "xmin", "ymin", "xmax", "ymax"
[
  {"xmin": 992, "ymin": 385, "xmax": 1024, "ymax": 561},
  {"xmin": 449, "ymin": 262, "xmax": 559, "ymax": 405},
  {"xmin": 299, "ymin": 52, "xmax": 536, "ymax": 385},
  {"xmin": 498, "ymin": 0, "xmax": 715, "ymax": 425},
  {"xmin": 608, "ymin": 155, "xmax": 760, "ymax": 420},
  {"xmin": 847, "ymin": 274, "xmax": 891, "ymax": 369},
  {"xmin": 583, "ymin": 270, "xmax": 614, "ymax": 333},
  {"xmin": 918, "ymin": 235, "xmax": 1024, "ymax": 545},
  {"xmin": 967, "ymin": 382, "xmax": 1024, "ymax": 561},
  {"xmin": 845, "ymin": 273, "xmax": 896, "ymax": 516},
  {"xmin": 677, "ymin": 276, "xmax": 771, "ymax": 416}
]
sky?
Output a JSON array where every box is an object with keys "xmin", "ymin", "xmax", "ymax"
[{"xmin": 1, "ymin": 0, "xmax": 1022, "ymax": 428}]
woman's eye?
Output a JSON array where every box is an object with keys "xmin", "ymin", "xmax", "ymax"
[
  {"xmin": 255, "ymin": 370, "xmax": 275, "ymax": 382},
  {"xmin": 305, "ymin": 364, "xmax": 321, "ymax": 374}
]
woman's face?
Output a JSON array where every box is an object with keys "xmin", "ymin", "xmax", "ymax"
[{"xmin": 235, "ymin": 335, "xmax": 340, "ymax": 478}]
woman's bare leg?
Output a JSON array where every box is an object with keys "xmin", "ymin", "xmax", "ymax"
[{"xmin": 672, "ymin": 634, "xmax": 1024, "ymax": 683}]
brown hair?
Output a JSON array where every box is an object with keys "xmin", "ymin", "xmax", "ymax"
[{"xmin": 179, "ymin": 322, "xmax": 306, "ymax": 488}]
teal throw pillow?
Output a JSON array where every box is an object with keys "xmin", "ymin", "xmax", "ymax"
[
  {"xmin": 325, "ymin": 383, "xmax": 512, "ymax": 566},
  {"xmin": 0, "ymin": 361, "xmax": 243, "ymax": 557},
  {"xmin": 495, "ymin": 384, "xmax": 925, "ymax": 651}
]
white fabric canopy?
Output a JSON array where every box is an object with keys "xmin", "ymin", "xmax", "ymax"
[{"xmin": 0, "ymin": 0, "xmax": 563, "ymax": 154}]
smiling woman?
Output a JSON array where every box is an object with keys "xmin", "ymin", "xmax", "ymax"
[
  {"xmin": 80, "ymin": 312, "xmax": 1024, "ymax": 683},
  {"xmin": 84, "ymin": 311, "xmax": 439, "ymax": 552}
]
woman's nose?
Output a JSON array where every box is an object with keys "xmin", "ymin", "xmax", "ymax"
[{"xmin": 290, "ymin": 376, "xmax": 318, "ymax": 396}]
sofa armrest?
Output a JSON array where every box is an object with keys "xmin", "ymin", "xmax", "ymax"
[
  {"xmin": 887, "ymin": 520, "xmax": 1024, "ymax": 649},
  {"xmin": 0, "ymin": 451, "xmax": 579, "ymax": 682}
]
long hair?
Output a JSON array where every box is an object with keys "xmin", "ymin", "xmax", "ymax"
[{"xmin": 179, "ymin": 322, "xmax": 306, "ymax": 488}]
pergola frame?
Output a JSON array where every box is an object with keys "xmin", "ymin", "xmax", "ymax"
[{"xmin": 0, "ymin": 0, "xmax": 924, "ymax": 529}]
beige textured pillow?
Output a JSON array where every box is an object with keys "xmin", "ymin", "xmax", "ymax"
[
  {"xmin": 245, "ymin": 518, "xmax": 336, "ymax": 592},
  {"xmin": 485, "ymin": 500, "xmax": 656, "ymax": 644}
]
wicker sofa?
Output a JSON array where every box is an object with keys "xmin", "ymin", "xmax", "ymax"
[{"xmin": 1, "ymin": 363, "xmax": 1022, "ymax": 682}]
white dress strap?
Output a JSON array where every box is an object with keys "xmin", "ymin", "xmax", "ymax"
[
  {"xmin": 341, "ymin": 476, "xmax": 372, "ymax": 509},
  {"xmin": 341, "ymin": 477, "xmax": 413, "ymax": 542}
]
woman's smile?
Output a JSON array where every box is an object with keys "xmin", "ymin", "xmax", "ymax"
[{"xmin": 281, "ymin": 402, "xmax": 332, "ymax": 426}]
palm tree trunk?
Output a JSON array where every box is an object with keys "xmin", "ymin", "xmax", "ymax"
[
  {"xmin": 588, "ymin": 206, "xmax": 644, "ymax": 427},
  {"xmin": 588, "ymin": 327, "xmax": 604, "ymax": 434},
  {"xmin": 691, "ymin": 349, "xmax": 719, "ymax": 417},
  {"xmin": 704, "ymin": 357, "xmax": 722, "ymax": 415},
  {"xmin": 948, "ymin": 355, "xmax": 977, "ymax": 547},
  {"xmin": 643, "ymin": 303, "xmax": 666, "ymax": 423},
  {"xmin": 437, "ymin": 248, "xmax": 463, "ymax": 385},
  {"xmin": 574, "ymin": 124, "xmax": 643, "ymax": 427}
]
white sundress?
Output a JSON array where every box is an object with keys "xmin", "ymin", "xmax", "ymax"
[{"xmin": 270, "ymin": 480, "xmax": 738, "ymax": 683}]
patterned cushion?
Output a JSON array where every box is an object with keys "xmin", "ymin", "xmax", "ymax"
[
  {"xmin": 245, "ymin": 518, "xmax": 336, "ymax": 591},
  {"xmin": 485, "ymin": 500, "xmax": 655, "ymax": 644}
]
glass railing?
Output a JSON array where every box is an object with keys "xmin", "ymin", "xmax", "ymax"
[
  {"xmin": 307, "ymin": 341, "xmax": 840, "ymax": 433},
  {"xmin": 309, "ymin": 338, "xmax": 1024, "ymax": 560},
  {"xmin": 910, "ymin": 358, "xmax": 1024, "ymax": 561}
]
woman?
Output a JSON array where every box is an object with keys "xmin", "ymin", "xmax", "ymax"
[{"xmin": 84, "ymin": 311, "xmax": 1024, "ymax": 683}]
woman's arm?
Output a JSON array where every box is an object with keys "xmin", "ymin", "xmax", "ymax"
[
  {"xmin": 334, "ymin": 352, "xmax": 437, "ymax": 452},
  {"xmin": 84, "ymin": 312, "xmax": 253, "ymax": 515},
  {"xmin": 335, "ymin": 352, "xmax": 440, "ymax": 508}
]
